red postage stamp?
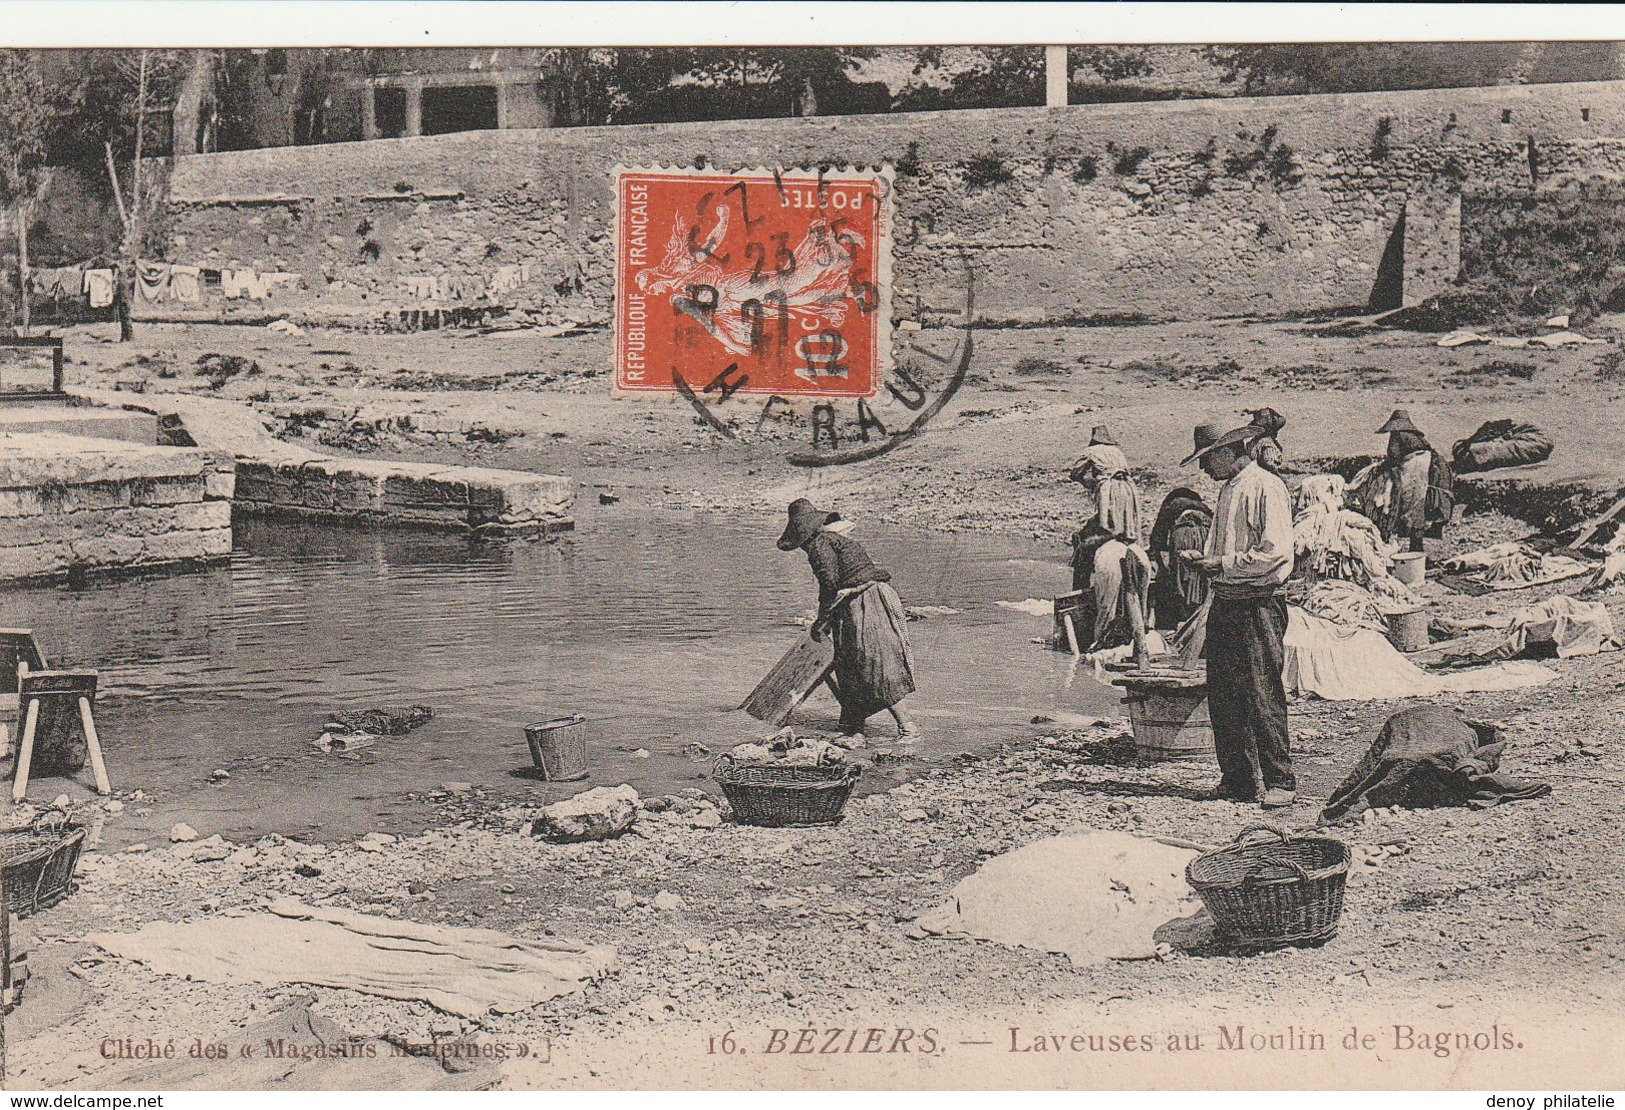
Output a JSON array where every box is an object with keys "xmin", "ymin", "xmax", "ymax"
[{"xmin": 613, "ymin": 167, "xmax": 892, "ymax": 399}]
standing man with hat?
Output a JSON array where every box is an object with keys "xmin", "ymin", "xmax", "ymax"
[
  {"xmin": 1179, "ymin": 422, "xmax": 1297, "ymax": 809},
  {"xmin": 1353, "ymin": 409, "xmax": 1455, "ymax": 552}
]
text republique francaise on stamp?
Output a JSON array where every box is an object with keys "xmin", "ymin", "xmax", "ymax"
[{"xmin": 614, "ymin": 166, "xmax": 893, "ymax": 402}]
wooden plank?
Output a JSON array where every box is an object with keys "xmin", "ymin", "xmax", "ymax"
[
  {"xmin": 1061, "ymin": 612, "xmax": 1082, "ymax": 656},
  {"xmin": 79, "ymin": 696, "xmax": 111, "ymax": 796},
  {"xmin": 1567, "ymin": 493, "xmax": 1625, "ymax": 552},
  {"xmin": 11, "ymin": 700, "xmax": 38, "ymax": 803},
  {"xmin": 741, "ymin": 633, "xmax": 836, "ymax": 725},
  {"xmin": 0, "ymin": 632, "xmax": 45, "ymax": 696}
]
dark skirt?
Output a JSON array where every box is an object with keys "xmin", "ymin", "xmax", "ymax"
[
  {"xmin": 830, "ymin": 582, "xmax": 916, "ymax": 724},
  {"xmin": 1150, "ymin": 518, "xmax": 1211, "ymax": 629}
]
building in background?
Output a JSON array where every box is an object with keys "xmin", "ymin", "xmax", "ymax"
[{"xmin": 354, "ymin": 48, "xmax": 554, "ymax": 139}]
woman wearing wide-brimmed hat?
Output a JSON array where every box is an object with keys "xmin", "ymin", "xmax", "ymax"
[
  {"xmin": 777, "ymin": 499, "xmax": 919, "ymax": 740},
  {"xmin": 1349, "ymin": 409, "xmax": 1455, "ymax": 552}
]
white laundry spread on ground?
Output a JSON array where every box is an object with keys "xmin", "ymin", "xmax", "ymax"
[
  {"xmin": 1166, "ymin": 601, "xmax": 1557, "ymax": 701},
  {"xmin": 89, "ymin": 898, "xmax": 616, "ymax": 1018},
  {"xmin": 912, "ymin": 830, "xmax": 1203, "ymax": 965},
  {"xmin": 1284, "ymin": 608, "xmax": 1556, "ymax": 700}
]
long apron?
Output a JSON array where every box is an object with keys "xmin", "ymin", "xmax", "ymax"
[{"xmin": 829, "ymin": 581, "xmax": 917, "ymax": 723}]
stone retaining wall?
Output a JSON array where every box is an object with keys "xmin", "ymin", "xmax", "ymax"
[
  {"xmin": 232, "ymin": 456, "xmax": 574, "ymax": 533},
  {"xmin": 0, "ymin": 433, "xmax": 234, "ymax": 581},
  {"xmin": 160, "ymin": 79, "xmax": 1625, "ymax": 326},
  {"xmin": 71, "ymin": 391, "xmax": 576, "ymax": 534}
]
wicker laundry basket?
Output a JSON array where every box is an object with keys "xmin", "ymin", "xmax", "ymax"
[
  {"xmin": 0, "ymin": 812, "xmax": 86, "ymax": 919},
  {"xmin": 713, "ymin": 755, "xmax": 860, "ymax": 827},
  {"xmin": 1186, "ymin": 824, "xmax": 1350, "ymax": 949}
]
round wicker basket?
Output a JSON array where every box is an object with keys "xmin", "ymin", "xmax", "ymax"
[
  {"xmin": 713, "ymin": 755, "xmax": 860, "ymax": 827},
  {"xmin": 0, "ymin": 814, "xmax": 86, "ymax": 919},
  {"xmin": 1186, "ymin": 824, "xmax": 1350, "ymax": 949}
]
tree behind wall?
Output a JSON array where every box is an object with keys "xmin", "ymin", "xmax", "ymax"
[
  {"xmin": 42, "ymin": 49, "xmax": 188, "ymax": 340},
  {"xmin": 892, "ymin": 47, "xmax": 1046, "ymax": 112},
  {"xmin": 0, "ymin": 51, "xmax": 49, "ymax": 334},
  {"xmin": 1204, "ymin": 42, "xmax": 1625, "ymax": 96}
]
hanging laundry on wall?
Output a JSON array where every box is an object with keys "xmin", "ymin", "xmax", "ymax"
[
  {"xmin": 30, "ymin": 266, "xmax": 83, "ymax": 300},
  {"xmin": 262, "ymin": 273, "xmax": 302, "ymax": 296},
  {"xmin": 84, "ymin": 268, "xmax": 115, "ymax": 308},
  {"xmin": 488, "ymin": 264, "xmax": 521, "ymax": 297},
  {"xmin": 221, "ymin": 268, "xmax": 251, "ymax": 299},
  {"xmin": 136, "ymin": 260, "xmax": 172, "ymax": 303},
  {"xmin": 169, "ymin": 265, "xmax": 202, "ymax": 304}
]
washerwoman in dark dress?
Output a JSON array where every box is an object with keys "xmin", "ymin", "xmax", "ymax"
[{"xmin": 777, "ymin": 499, "xmax": 920, "ymax": 741}]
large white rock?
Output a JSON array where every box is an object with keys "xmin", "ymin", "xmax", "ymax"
[{"xmin": 531, "ymin": 785, "xmax": 640, "ymax": 843}]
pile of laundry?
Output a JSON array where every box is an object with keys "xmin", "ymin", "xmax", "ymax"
[
  {"xmin": 1298, "ymin": 579, "xmax": 1416, "ymax": 634},
  {"xmin": 1165, "ymin": 598, "xmax": 1556, "ymax": 702},
  {"xmin": 1451, "ymin": 419, "xmax": 1554, "ymax": 474},
  {"xmin": 88, "ymin": 898, "xmax": 615, "ymax": 1019},
  {"xmin": 1320, "ymin": 705, "xmax": 1551, "ymax": 824},
  {"xmin": 728, "ymin": 731, "xmax": 849, "ymax": 767},
  {"xmin": 1440, "ymin": 542, "xmax": 1594, "ymax": 591},
  {"xmin": 314, "ymin": 704, "xmax": 436, "ymax": 753},
  {"xmin": 1441, "ymin": 594, "xmax": 1619, "ymax": 665},
  {"xmin": 997, "ymin": 597, "xmax": 1054, "ymax": 617},
  {"xmin": 1585, "ymin": 550, "xmax": 1625, "ymax": 594},
  {"xmin": 910, "ymin": 830, "xmax": 1202, "ymax": 965}
]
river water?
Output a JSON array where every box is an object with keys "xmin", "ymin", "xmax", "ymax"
[{"xmin": 1, "ymin": 507, "xmax": 1121, "ymax": 845}]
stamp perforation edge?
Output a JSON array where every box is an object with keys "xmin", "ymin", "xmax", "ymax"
[{"xmin": 610, "ymin": 163, "xmax": 895, "ymax": 403}]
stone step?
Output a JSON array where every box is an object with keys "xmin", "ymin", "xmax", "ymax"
[
  {"xmin": 71, "ymin": 390, "xmax": 576, "ymax": 534},
  {"xmin": 0, "ymin": 432, "xmax": 235, "ymax": 582}
]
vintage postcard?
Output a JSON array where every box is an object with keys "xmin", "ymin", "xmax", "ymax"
[{"xmin": 0, "ymin": 1, "xmax": 1619, "ymax": 1098}]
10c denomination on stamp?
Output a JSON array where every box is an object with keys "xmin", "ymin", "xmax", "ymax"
[{"xmin": 614, "ymin": 166, "xmax": 892, "ymax": 399}]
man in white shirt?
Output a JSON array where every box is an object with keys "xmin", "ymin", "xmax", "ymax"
[{"xmin": 1179, "ymin": 423, "xmax": 1297, "ymax": 809}]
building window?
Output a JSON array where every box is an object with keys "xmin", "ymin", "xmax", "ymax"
[
  {"xmin": 422, "ymin": 84, "xmax": 499, "ymax": 135},
  {"xmin": 375, "ymin": 86, "xmax": 407, "ymax": 138}
]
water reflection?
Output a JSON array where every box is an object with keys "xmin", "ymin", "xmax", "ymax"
[{"xmin": 0, "ymin": 508, "xmax": 1108, "ymax": 840}]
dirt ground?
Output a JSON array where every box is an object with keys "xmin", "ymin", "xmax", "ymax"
[{"xmin": 2, "ymin": 314, "xmax": 1622, "ymax": 1089}]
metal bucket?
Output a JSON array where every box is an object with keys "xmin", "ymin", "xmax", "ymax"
[
  {"xmin": 1392, "ymin": 552, "xmax": 1426, "ymax": 587},
  {"xmin": 1123, "ymin": 685, "xmax": 1215, "ymax": 762},
  {"xmin": 524, "ymin": 715, "xmax": 590, "ymax": 781},
  {"xmin": 1386, "ymin": 608, "xmax": 1430, "ymax": 652}
]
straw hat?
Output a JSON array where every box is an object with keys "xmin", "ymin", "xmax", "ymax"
[
  {"xmin": 1182, "ymin": 423, "xmax": 1263, "ymax": 466},
  {"xmin": 776, "ymin": 498, "xmax": 840, "ymax": 551},
  {"xmin": 1178, "ymin": 421, "xmax": 1225, "ymax": 465},
  {"xmin": 1376, "ymin": 408, "xmax": 1423, "ymax": 435}
]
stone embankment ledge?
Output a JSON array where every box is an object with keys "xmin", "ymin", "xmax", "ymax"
[
  {"xmin": 72, "ymin": 390, "xmax": 575, "ymax": 534},
  {"xmin": 0, "ymin": 432, "xmax": 233, "ymax": 581}
]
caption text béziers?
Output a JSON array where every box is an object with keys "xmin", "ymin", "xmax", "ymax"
[{"xmin": 711, "ymin": 1024, "xmax": 1523, "ymax": 1059}]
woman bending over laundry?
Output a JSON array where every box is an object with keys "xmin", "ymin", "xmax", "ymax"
[{"xmin": 777, "ymin": 499, "xmax": 920, "ymax": 740}]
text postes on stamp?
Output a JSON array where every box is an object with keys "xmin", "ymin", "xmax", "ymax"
[{"xmin": 614, "ymin": 166, "xmax": 892, "ymax": 399}]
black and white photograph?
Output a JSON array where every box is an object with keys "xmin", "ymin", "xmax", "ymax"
[{"xmin": 0, "ymin": 2, "xmax": 1618, "ymax": 1095}]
